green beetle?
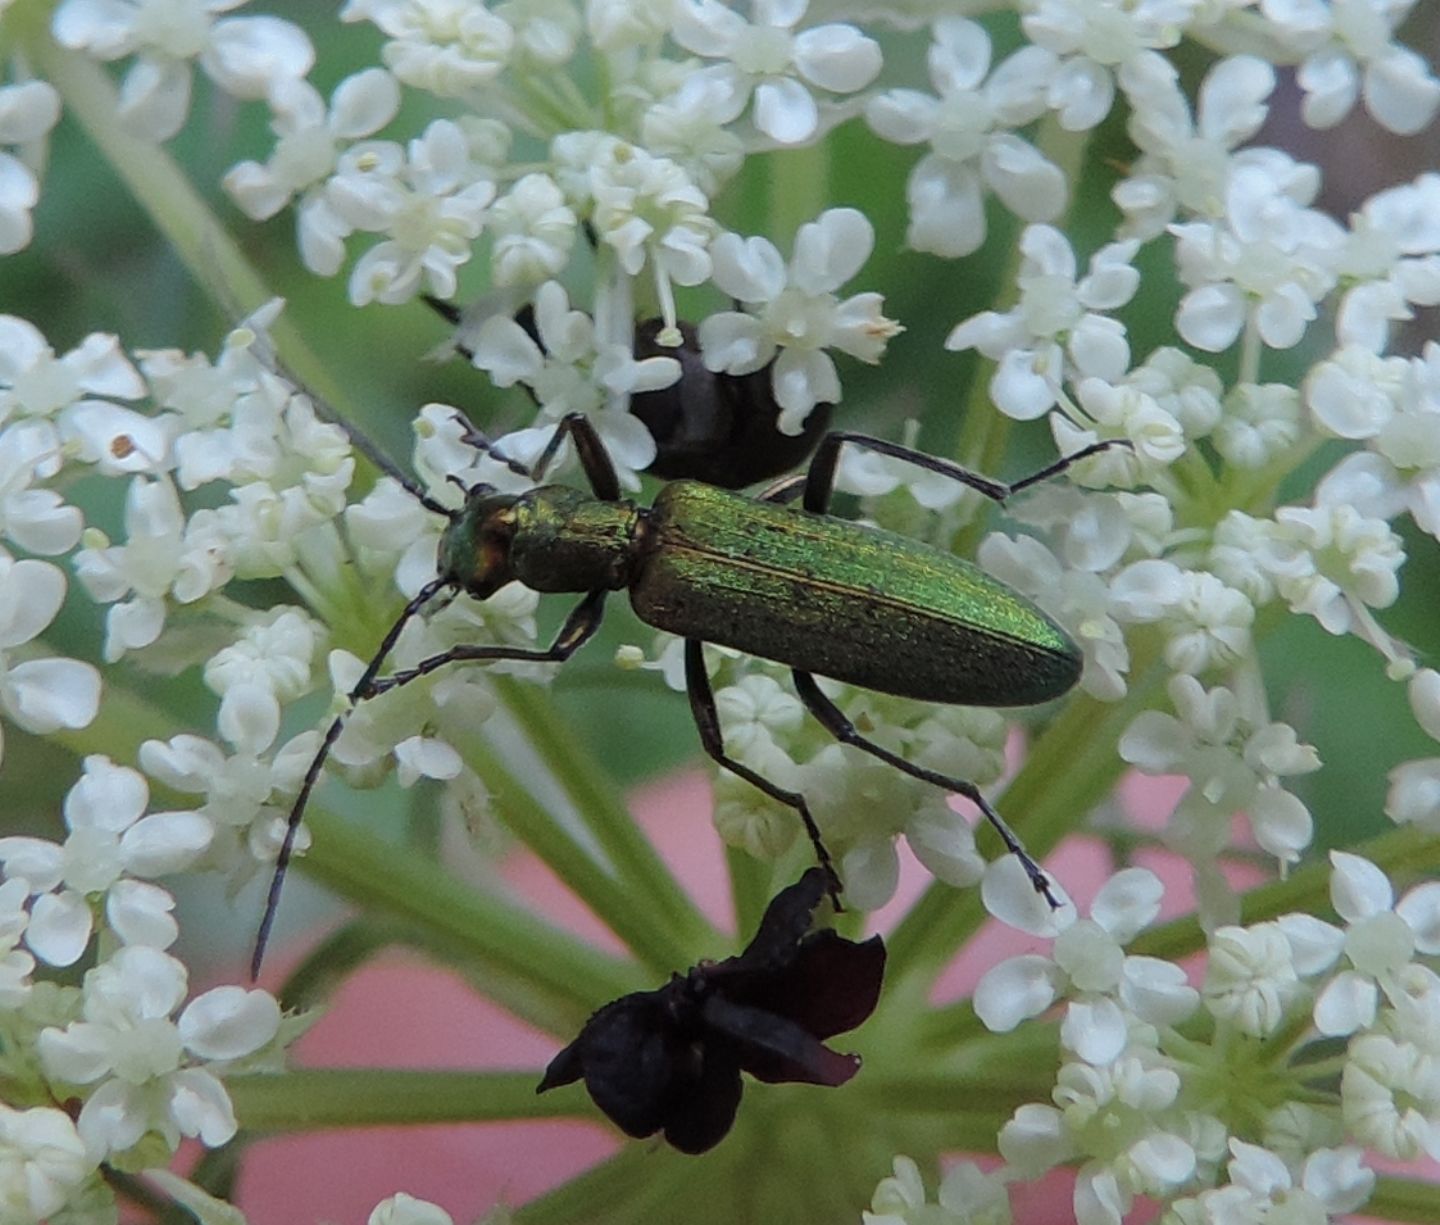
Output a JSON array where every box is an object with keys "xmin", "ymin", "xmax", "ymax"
[{"xmin": 253, "ymin": 411, "xmax": 1120, "ymax": 975}]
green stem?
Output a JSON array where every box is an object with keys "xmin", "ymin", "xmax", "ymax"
[
  {"xmin": 459, "ymin": 728, "xmax": 698, "ymax": 973},
  {"xmin": 1368, "ymin": 1175, "xmax": 1440, "ymax": 1224},
  {"xmin": 768, "ymin": 139, "xmax": 829, "ymax": 242},
  {"xmin": 1130, "ymin": 823, "xmax": 1440, "ymax": 962},
  {"xmin": 298, "ymin": 805, "xmax": 643, "ymax": 1035},
  {"xmin": 225, "ymin": 1069, "xmax": 561, "ymax": 1131},
  {"xmin": 497, "ymin": 679, "xmax": 716, "ymax": 954}
]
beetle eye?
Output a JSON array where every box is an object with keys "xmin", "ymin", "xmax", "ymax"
[{"xmin": 478, "ymin": 511, "xmax": 515, "ymax": 574}]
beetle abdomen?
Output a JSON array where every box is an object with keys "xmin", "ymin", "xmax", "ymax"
[{"xmin": 632, "ymin": 483, "xmax": 1081, "ymax": 707}]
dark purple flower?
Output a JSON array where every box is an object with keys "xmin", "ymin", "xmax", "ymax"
[{"xmin": 536, "ymin": 868, "xmax": 885, "ymax": 1153}]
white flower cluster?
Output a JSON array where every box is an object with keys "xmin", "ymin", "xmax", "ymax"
[
  {"xmin": 0, "ymin": 307, "xmax": 536, "ymax": 1214},
  {"xmin": 948, "ymin": 853, "xmax": 1438, "ymax": 1225}
]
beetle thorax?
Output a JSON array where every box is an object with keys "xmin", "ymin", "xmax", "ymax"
[{"xmin": 439, "ymin": 485, "xmax": 644, "ymax": 599}]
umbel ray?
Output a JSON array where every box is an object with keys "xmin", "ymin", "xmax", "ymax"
[{"xmin": 251, "ymin": 396, "xmax": 1125, "ymax": 977}]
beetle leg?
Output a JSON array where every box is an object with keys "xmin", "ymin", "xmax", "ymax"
[
  {"xmin": 528, "ymin": 413, "xmax": 623, "ymax": 501},
  {"xmin": 790, "ymin": 670, "xmax": 1062, "ymax": 909},
  {"xmin": 683, "ymin": 640, "xmax": 844, "ymax": 909},
  {"xmin": 367, "ymin": 587, "xmax": 608, "ymax": 694},
  {"xmin": 799, "ymin": 432, "xmax": 1130, "ymax": 515},
  {"xmin": 754, "ymin": 472, "xmax": 807, "ymax": 505},
  {"xmin": 252, "ymin": 588, "xmax": 608, "ymax": 978}
]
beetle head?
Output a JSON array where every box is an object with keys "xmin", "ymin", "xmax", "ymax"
[{"xmin": 437, "ymin": 484, "xmax": 522, "ymax": 599}]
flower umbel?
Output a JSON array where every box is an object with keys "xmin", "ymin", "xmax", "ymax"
[{"xmin": 3, "ymin": 0, "xmax": 1440, "ymax": 1222}]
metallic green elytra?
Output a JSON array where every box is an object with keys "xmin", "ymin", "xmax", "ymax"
[
  {"xmin": 253, "ymin": 410, "xmax": 1124, "ymax": 977},
  {"xmin": 631, "ymin": 482, "xmax": 1079, "ymax": 707}
]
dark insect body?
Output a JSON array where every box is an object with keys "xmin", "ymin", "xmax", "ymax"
[
  {"xmin": 425, "ymin": 296, "xmax": 831, "ymax": 487},
  {"xmin": 537, "ymin": 867, "xmax": 885, "ymax": 1153},
  {"xmin": 252, "ymin": 406, "xmax": 1121, "ymax": 977}
]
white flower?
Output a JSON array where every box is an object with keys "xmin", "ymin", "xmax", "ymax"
[
  {"xmin": 1214, "ymin": 382, "xmax": 1304, "ymax": 469},
  {"xmin": 1202, "ymin": 922, "xmax": 1301, "ymax": 1037},
  {"xmin": 0, "ymin": 315, "xmax": 146, "ymax": 422},
  {"xmin": 72, "ymin": 477, "xmax": 234, "ymax": 661},
  {"xmin": 1001, "ymin": 1049, "xmax": 1198, "ymax": 1225},
  {"xmin": 486, "ymin": 172, "xmax": 577, "ymax": 287},
  {"xmin": 583, "ymin": 140, "xmax": 717, "ymax": 323},
  {"xmin": 469, "ymin": 280, "xmax": 671, "ymax": 487},
  {"xmin": 223, "ymin": 69, "xmax": 400, "ymax": 274},
  {"xmin": 0, "ymin": 877, "xmax": 34, "ymax": 1005},
  {"xmin": 976, "ymin": 867, "xmax": 1196, "ymax": 1064},
  {"xmin": 204, "ymin": 607, "xmax": 323, "ymax": 743},
  {"xmin": 1307, "ymin": 851, "xmax": 1440, "ymax": 1037},
  {"xmin": 1114, "ymin": 54, "xmax": 1277, "ymax": 239},
  {"xmin": 1274, "ymin": 0, "xmax": 1440, "ymax": 133},
  {"xmin": 864, "ymin": 1155, "xmax": 1011, "ymax": 1225},
  {"xmin": 804, "ymin": 737, "xmax": 990, "ymax": 912},
  {"xmin": 946, "ymin": 225, "xmax": 1138, "ymax": 421},
  {"xmin": 1342, "ymin": 1031, "xmax": 1440, "ymax": 1160},
  {"xmin": 640, "ymin": 71, "xmax": 747, "ymax": 196},
  {"xmin": 329, "ymin": 119, "xmax": 497, "ymax": 304},
  {"xmin": 670, "ymin": 0, "xmax": 882, "ymax": 145},
  {"xmin": 1109, "ymin": 563, "xmax": 1254, "ymax": 676},
  {"xmin": 1332, "ymin": 175, "xmax": 1440, "ymax": 352},
  {"xmin": 1268, "ymin": 503, "xmax": 1404, "ymax": 662},
  {"xmin": 0, "ymin": 81, "xmax": 62, "ymax": 254},
  {"xmin": 0, "ymin": 755, "xmax": 209, "ymax": 965},
  {"xmin": 1171, "ymin": 161, "xmax": 1344, "ymax": 352},
  {"xmin": 369, "ymin": 1191, "xmax": 455, "ymax": 1225},
  {"xmin": 1311, "ymin": 344, "xmax": 1440, "ymax": 542},
  {"xmin": 0, "ymin": 1105, "xmax": 94, "ymax": 1220},
  {"xmin": 700, "ymin": 207, "xmax": 900, "ymax": 433},
  {"xmin": 37, "ymin": 947, "xmax": 278, "ymax": 1157},
  {"xmin": 341, "ymin": 0, "xmax": 514, "ymax": 95},
  {"xmin": 1022, "ymin": 3, "xmax": 1198, "ymax": 131},
  {"xmin": 1120, "ymin": 674, "xmax": 1316, "ymax": 895},
  {"xmin": 1182, "ymin": 1140, "xmax": 1375, "ymax": 1222},
  {"xmin": 865, "ymin": 18, "xmax": 1065, "ymax": 257},
  {"xmin": 495, "ymin": 0, "xmax": 581, "ymax": 66},
  {"xmin": 139, "ymin": 726, "xmax": 314, "ymax": 884},
  {"xmin": 0, "ymin": 551, "xmax": 102, "ymax": 767},
  {"xmin": 52, "ymin": 0, "xmax": 314, "ymax": 140}
]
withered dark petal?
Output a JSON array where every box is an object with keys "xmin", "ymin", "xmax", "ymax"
[
  {"xmin": 700, "ymin": 993, "xmax": 863, "ymax": 1087},
  {"xmin": 661, "ymin": 1050, "xmax": 744, "ymax": 1155},
  {"xmin": 745, "ymin": 930, "xmax": 887, "ymax": 1040},
  {"xmin": 541, "ymin": 991, "xmax": 678, "ymax": 1140},
  {"xmin": 716, "ymin": 867, "xmax": 829, "ymax": 980}
]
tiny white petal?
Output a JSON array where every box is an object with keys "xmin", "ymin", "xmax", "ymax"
[
  {"xmin": 27, "ymin": 889, "xmax": 92, "ymax": 966},
  {"xmin": 982, "ymin": 855, "xmax": 1074, "ymax": 936},
  {"xmin": 974, "ymin": 955, "xmax": 1059, "ymax": 1031},
  {"xmin": 179, "ymin": 985, "xmax": 282, "ymax": 1060}
]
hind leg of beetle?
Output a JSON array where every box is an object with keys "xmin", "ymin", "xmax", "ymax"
[
  {"xmin": 252, "ymin": 588, "xmax": 609, "ymax": 977},
  {"xmin": 790, "ymin": 670, "xmax": 1061, "ymax": 908},
  {"xmin": 684, "ymin": 639, "xmax": 843, "ymax": 907},
  {"xmin": 800, "ymin": 432, "xmax": 1129, "ymax": 515}
]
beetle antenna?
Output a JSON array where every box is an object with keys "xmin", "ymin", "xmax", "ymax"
[
  {"xmin": 251, "ymin": 574, "xmax": 452, "ymax": 978},
  {"xmin": 450, "ymin": 412, "xmax": 532, "ymax": 479},
  {"xmin": 251, "ymin": 338, "xmax": 457, "ymax": 521}
]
